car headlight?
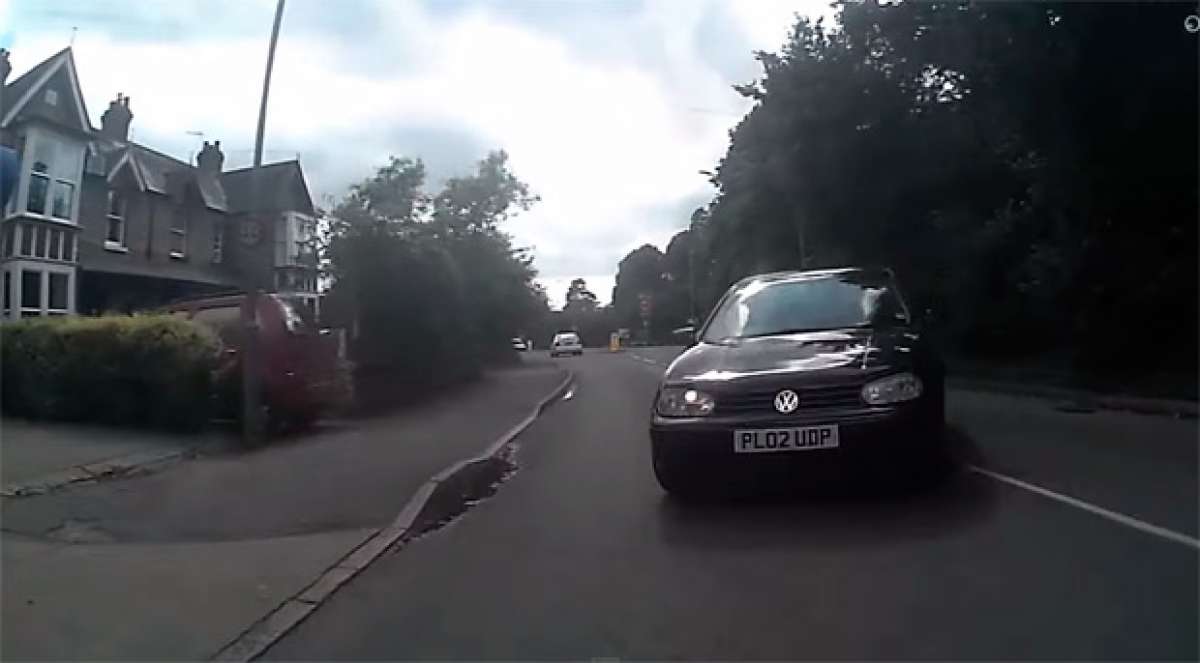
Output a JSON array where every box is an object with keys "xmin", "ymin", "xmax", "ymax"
[
  {"xmin": 861, "ymin": 372, "xmax": 924, "ymax": 405},
  {"xmin": 656, "ymin": 387, "xmax": 716, "ymax": 417}
]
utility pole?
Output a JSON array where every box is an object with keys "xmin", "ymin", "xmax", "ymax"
[
  {"xmin": 254, "ymin": 0, "xmax": 285, "ymax": 169},
  {"xmin": 242, "ymin": 0, "xmax": 286, "ymax": 445}
]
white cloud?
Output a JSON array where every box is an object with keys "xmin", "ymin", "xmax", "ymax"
[{"xmin": 9, "ymin": 0, "xmax": 823, "ymax": 307}]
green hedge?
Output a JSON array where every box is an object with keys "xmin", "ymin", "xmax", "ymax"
[{"xmin": 1, "ymin": 315, "xmax": 219, "ymax": 431}]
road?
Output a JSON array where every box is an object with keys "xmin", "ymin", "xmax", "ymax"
[{"xmin": 265, "ymin": 347, "xmax": 1198, "ymax": 660}]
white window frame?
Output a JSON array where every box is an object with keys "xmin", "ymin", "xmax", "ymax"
[
  {"xmin": 46, "ymin": 269, "xmax": 71, "ymax": 314},
  {"xmin": 19, "ymin": 129, "xmax": 83, "ymax": 225},
  {"xmin": 274, "ymin": 215, "xmax": 288, "ymax": 266},
  {"xmin": 7, "ymin": 222, "xmax": 75, "ymax": 263},
  {"xmin": 17, "ymin": 128, "xmax": 85, "ymax": 226},
  {"xmin": 169, "ymin": 211, "xmax": 187, "ymax": 259},
  {"xmin": 2, "ymin": 267, "xmax": 12, "ymax": 318},
  {"xmin": 8, "ymin": 260, "xmax": 76, "ymax": 318},
  {"xmin": 105, "ymin": 190, "xmax": 128, "ymax": 251},
  {"xmin": 211, "ymin": 223, "xmax": 224, "ymax": 264},
  {"xmin": 292, "ymin": 213, "xmax": 314, "ymax": 264}
]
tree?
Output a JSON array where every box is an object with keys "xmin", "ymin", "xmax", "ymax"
[
  {"xmin": 612, "ymin": 244, "xmax": 674, "ymax": 341},
  {"xmin": 323, "ymin": 150, "xmax": 548, "ymax": 405},
  {"xmin": 564, "ymin": 277, "xmax": 598, "ymax": 314},
  {"xmin": 687, "ymin": 1, "xmax": 1196, "ymax": 385}
]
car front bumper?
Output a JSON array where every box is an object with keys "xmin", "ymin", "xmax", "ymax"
[{"xmin": 650, "ymin": 402, "xmax": 943, "ymax": 483}]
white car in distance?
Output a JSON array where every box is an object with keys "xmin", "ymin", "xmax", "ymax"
[{"xmin": 550, "ymin": 332, "xmax": 584, "ymax": 357}]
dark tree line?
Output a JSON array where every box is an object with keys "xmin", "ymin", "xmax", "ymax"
[{"xmin": 620, "ymin": 1, "xmax": 1197, "ymax": 384}]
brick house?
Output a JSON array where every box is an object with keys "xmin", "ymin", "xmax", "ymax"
[{"xmin": 0, "ymin": 47, "xmax": 321, "ymax": 320}]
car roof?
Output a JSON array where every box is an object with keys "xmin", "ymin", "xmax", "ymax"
[
  {"xmin": 160, "ymin": 291, "xmax": 275, "ymax": 311},
  {"xmin": 731, "ymin": 266, "xmax": 893, "ymax": 289}
]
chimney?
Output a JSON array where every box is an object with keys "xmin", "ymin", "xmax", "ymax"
[
  {"xmin": 196, "ymin": 140, "xmax": 224, "ymax": 175},
  {"xmin": 100, "ymin": 93, "xmax": 133, "ymax": 142},
  {"xmin": 0, "ymin": 49, "xmax": 11, "ymax": 86}
]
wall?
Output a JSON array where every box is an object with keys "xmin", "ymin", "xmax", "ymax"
[{"xmin": 223, "ymin": 212, "xmax": 280, "ymax": 291}]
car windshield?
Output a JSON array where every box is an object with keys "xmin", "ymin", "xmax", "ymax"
[{"xmin": 701, "ymin": 272, "xmax": 907, "ymax": 342}]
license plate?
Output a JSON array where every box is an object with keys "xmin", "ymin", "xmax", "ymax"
[{"xmin": 733, "ymin": 426, "xmax": 840, "ymax": 453}]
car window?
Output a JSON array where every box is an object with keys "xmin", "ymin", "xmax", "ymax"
[{"xmin": 702, "ymin": 273, "xmax": 907, "ymax": 341}]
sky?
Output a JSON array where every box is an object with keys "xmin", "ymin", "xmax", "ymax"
[{"xmin": 3, "ymin": 0, "xmax": 832, "ymax": 307}]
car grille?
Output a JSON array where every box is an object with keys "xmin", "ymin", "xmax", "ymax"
[{"xmin": 714, "ymin": 384, "xmax": 864, "ymax": 415}]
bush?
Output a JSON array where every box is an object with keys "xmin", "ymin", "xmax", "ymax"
[{"xmin": 1, "ymin": 314, "xmax": 219, "ymax": 431}]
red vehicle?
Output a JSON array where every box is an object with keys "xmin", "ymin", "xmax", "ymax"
[{"xmin": 163, "ymin": 293, "xmax": 341, "ymax": 430}]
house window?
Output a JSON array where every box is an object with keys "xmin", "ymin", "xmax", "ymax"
[
  {"xmin": 34, "ymin": 225, "xmax": 48, "ymax": 258},
  {"xmin": 211, "ymin": 224, "xmax": 224, "ymax": 263},
  {"xmin": 49, "ymin": 228, "xmax": 63, "ymax": 260},
  {"xmin": 170, "ymin": 212, "xmax": 187, "ymax": 258},
  {"xmin": 3, "ymin": 270, "xmax": 11, "ymax": 315},
  {"xmin": 44, "ymin": 89, "xmax": 58, "ymax": 106},
  {"xmin": 27, "ymin": 160, "xmax": 49, "ymax": 215},
  {"xmin": 48, "ymin": 272, "xmax": 68, "ymax": 313},
  {"xmin": 25, "ymin": 133, "xmax": 81, "ymax": 221},
  {"xmin": 2, "ymin": 224, "xmax": 13, "ymax": 257},
  {"xmin": 274, "ymin": 216, "xmax": 288, "ymax": 265},
  {"xmin": 293, "ymin": 215, "xmax": 314, "ymax": 262},
  {"xmin": 105, "ymin": 191, "xmax": 126, "ymax": 249},
  {"xmin": 19, "ymin": 223, "xmax": 33, "ymax": 256},
  {"xmin": 20, "ymin": 270, "xmax": 41, "ymax": 315}
]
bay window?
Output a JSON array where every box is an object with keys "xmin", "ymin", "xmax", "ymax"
[
  {"xmin": 9, "ymin": 265, "xmax": 75, "ymax": 317},
  {"xmin": 27, "ymin": 161, "xmax": 48, "ymax": 215},
  {"xmin": 23, "ymin": 131, "xmax": 83, "ymax": 223}
]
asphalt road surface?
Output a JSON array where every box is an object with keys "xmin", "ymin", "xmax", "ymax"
[{"xmin": 266, "ymin": 347, "xmax": 1198, "ymax": 660}]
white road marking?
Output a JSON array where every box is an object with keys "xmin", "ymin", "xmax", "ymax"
[
  {"xmin": 628, "ymin": 353, "xmax": 665, "ymax": 367},
  {"xmin": 969, "ymin": 466, "xmax": 1200, "ymax": 551}
]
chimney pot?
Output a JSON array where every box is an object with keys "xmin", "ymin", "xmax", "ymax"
[
  {"xmin": 100, "ymin": 92, "xmax": 133, "ymax": 142},
  {"xmin": 0, "ymin": 49, "xmax": 11, "ymax": 86},
  {"xmin": 196, "ymin": 139, "xmax": 225, "ymax": 175}
]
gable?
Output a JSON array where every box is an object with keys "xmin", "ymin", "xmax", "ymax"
[
  {"xmin": 2, "ymin": 49, "xmax": 91, "ymax": 133},
  {"xmin": 285, "ymin": 168, "xmax": 316, "ymax": 215},
  {"xmin": 106, "ymin": 151, "xmax": 148, "ymax": 191},
  {"xmin": 221, "ymin": 161, "xmax": 315, "ymax": 215}
]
